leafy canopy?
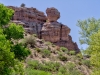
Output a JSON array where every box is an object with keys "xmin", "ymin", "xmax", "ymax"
[
  {"xmin": 0, "ymin": 3, "xmax": 30, "ymax": 75},
  {"xmin": 4, "ymin": 23, "xmax": 24, "ymax": 39},
  {"xmin": 87, "ymin": 29, "xmax": 100, "ymax": 75},
  {"xmin": 77, "ymin": 18, "xmax": 100, "ymax": 75},
  {"xmin": 77, "ymin": 18, "xmax": 100, "ymax": 45},
  {"xmin": 0, "ymin": 3, "xmax": 14, "ymax": 26}
]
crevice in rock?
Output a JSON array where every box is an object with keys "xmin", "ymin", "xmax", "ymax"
[
  {"xmin": 60, "ymin": 24, "xmax": 62, "ymax": 40},
  {"xmin": 40, "ymin": 31, "xmax": 42, "ymax": 39},
  {"xmin": 36, "ymin": 23, "xmax": 39, "ymax": 37},
  {"xmin": 39, "ymin": 24, "xmax": 43, "ymax": 39}
]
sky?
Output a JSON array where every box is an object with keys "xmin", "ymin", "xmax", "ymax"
[{"xmin": 0, "ymin": 0, "xmax": 100, "ymax": 49}]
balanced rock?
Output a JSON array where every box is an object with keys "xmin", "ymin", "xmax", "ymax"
[{"xmin": 46, "ymin": 7, "xmax": 60, "ymax": 22}]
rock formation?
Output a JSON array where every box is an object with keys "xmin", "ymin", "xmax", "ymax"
[
  {"xmin": 46, "ymin": 7, "xmax": 60, "ymax": 22},
  {"xmin": 7, "ymin": 6, "xmax": 80, "ymax": 52},
  {"xmin": 8, "ymin": 6, "xmax": 46, "ymax": 34}
]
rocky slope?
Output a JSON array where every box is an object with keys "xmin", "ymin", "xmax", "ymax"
[
  {"xmin": 7, "ymin": 6, "xmax": 80, "ymax": 52},
  {"xmin": 21, "ymin": 34, "xmax": 91, "ymax": 75}
]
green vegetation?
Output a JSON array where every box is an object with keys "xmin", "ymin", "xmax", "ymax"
[
  {"xmin": 69, "ymin": 50, "xmax": 76, "ymax": 55},
  {"xmin": 82, "ymin": 60, "xmax": 91, "ymax": 68},
  {"xmin": 1, "ymin": 3, "xmax": 99, "ymax": 75},
  {"xmin": 41, "ymin": 49, "xmax": 51, "ymax": 58},
  {"xmin": 60, "ymin": 47, "xmax": 68, "ymax": 52},
  {"xmin": 77, "ymin": 17, "xmax": 100, "ymax": 74},
  {"xmin": 77, "ymin": 18, "xmax": 100, "ymax": 45},
  {"xmin": 26, "ymin": 59, "xmax": 83, "ymax": 75},
  {"xmin": 0, "ymin": 4, "xmax": 30, "ymax": 75},
  {"xmin": 58, "ymin": 52, "xmax": 68, "ymax": 61},
  {"xmin": 22, "ymin": 35, "xmax": 36, "ymax": 47},
  {"xmin": 25, "ymin": 69, "xmax": 52, "ymax": 75},
  {"xmin": 11, "ymin": 43, "xmax": 31, "ymax": 60}
]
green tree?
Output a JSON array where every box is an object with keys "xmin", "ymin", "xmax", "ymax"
[
  {"xmin": 0, "ymin": 3, "xmax": 14, "ymax": 26},
  {"xmin": 77, "ymin": 18, "xmax": 100, "ymax": 45},
  {"xmin": 77, "ymin": 18, "xmax": 100, "ymax": 74},
  {"xmin": 87, "ymin": 30, "xmax": 100, "ymax": 74},
  {"xmin": 4, "ymin": 23, "xmax": 24, "ymax": 40},
  {"xmin": 11, "ymin": 43, "xmax": 31, "ymax": 60},
  {"xmin": 0, "ymin": 3, "xmax": 30, "ymax": 75},
  {"xmin": 0, "ymin": 28, "xmax": 15, "ymax": 74}
]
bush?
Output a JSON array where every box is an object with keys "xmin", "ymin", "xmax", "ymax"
[
  {"xmin": 23, "ymin": 35, "xmax": 36, "ymax": 48},
  {"xmin": 46, "ymin": 41, "xmax": 52, "ymax": 45},
  {"xmin": 27, "ymin": 60, "xmax": 60, "ymax": 72},
  {"xmin": 60, "ymin": 47, "xmax": 68, "ymax": 52},
  {"xmin": 65, "ymin": 62, "xmax": 82, "ymax": 75},
  {"xmin": 11, "ymin": 43, "xmax": 31, "ymax": 60},
  {"xmin": 20, "ymin": 3, "xmax": 25, "ymax": 7},
  {"xmin": 58, "ymin": 66, "xmax": 66, "ymax": 74},
  {"xmin": 82, "ymin": 60, "xmax": 91, "ymax": 68},
  {"xmin": 58, "ymin": 53, "xmax": 67, "ymax": 61},
  {"xmin": 27, "ymin": 60, "xmax": 40, "ymax": 69},
  {"xmin": 70, "ymin": 70, "xmax": 82, "ymax": 75},
  {"xmin": 25, "ymin": 69, "xmax": 51, "ymax": 75},
  {"xmin": 76, "ymin": 53, "xmax": 83, "ymax": 59},
  {"xmin": 43, "ymin": 62, "xmax": 60, "ymax": 71},
  {"xmin": 66, "ymin": 62, "xmax": 76, "ymax": 71},
  {"xmin": 41, "ymin": 49, "xmax": 51, "ymax": 58},
  {"xmin": 69, "ymin": 51, "xmax": 76, "ymax": 55}
]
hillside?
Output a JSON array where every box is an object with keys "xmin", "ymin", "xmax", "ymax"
[
  {"xmin": 0, "ymin": 4, "xmax": 92, "ymax": 75},
  {"xmin": 7, "ymin": 5, "xmax": 92, "ymax": 75},
  {"xmin": 22, "ymin": 34, "xmax": 91, "ymax": 75}
]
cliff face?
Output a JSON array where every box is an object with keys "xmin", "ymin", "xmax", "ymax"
[{"xmin": 7, "ymin": 6, "xmax": 80, "ymax": 52}]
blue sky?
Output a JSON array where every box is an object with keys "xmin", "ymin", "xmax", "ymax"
[{"xmin": 0, "ymin": 0, "xmax": 100, "ymax": 49}]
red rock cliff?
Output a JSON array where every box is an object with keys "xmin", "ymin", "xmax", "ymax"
[{"xmin": 7, "ymin": 6, "xmax": 80, "ymax": 52}]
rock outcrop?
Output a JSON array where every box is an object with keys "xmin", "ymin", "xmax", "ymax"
[
  {"xmin": 7, "ymin": 6, "xmax": 80, "ymax": 52},
  {"xmin": 46, "ymin": 7, "xmax": 60, "ymax": 22},
  {"xmin": 8, "ymin": 6, "xmax": 46, "ymax": 34}
]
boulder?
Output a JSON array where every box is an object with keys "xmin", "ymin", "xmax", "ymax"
[{"xmin": 46, "ymin": 7, "xmax": 60, "ymax": 22}]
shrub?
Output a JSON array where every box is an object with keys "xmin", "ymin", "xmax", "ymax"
[
  {"xmin": 11, "ymin": 43, "xmax": 31, "ymax": 60},
  {"xmin": 25, "ymin": 69, "xmax": 51, "ymax": 75},
  {"xmin": 58, "ymin": 53, "xmax": 67, "ymax": 61},
  {"xmin": 27, "ymin": 60, "xmax": 60, "ymax": 72},
  {"xmin": 70, "ymin": 70, "xmax": 82, "ymax": 75},
  {"xmin": 60, "ymin": 47, "xmax": 68, "ymax": 52},
  {"xmin": 23, "ymin": 35, "xmax": 36, "ymax": 48},
  {"xmin": 76, "ymin": 53, "xmax": 83, "ymax": 59},
  {"xmin": 44, "ymin": 62, "xmax": 60, "ymax": 71},
  {"xmin": 46, "ymin": 41, "xmax": 52, "ymax": 45},
  {"xmin": 58, "ymin": 66, "xmax": 66, "ymax": 74},
  {"xmin": 41, "ymin": 49, "xmax": 51, "ymax": 58},
  {"xmin": 20, "ymin": 3, "xmax": 25, "ymax": 7},
  {"xmin": 82, "ymin": 60, "xmax": 91, "ymax": 68},
  {"xmin": 66, "ymin": 62, "xmax": 76, "ymax": 71},
  {"xmin": 27, "ymin": 60, "xmax": 40, "ymax": 69},
  {"xmin": 69, "ymin": 50, "xmax": 76, "ymax": 55}
]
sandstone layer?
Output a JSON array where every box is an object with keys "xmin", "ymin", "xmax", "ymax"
[{"xmin": 7, "ymin": 6, "xmax": 80, "ymax": 52}]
